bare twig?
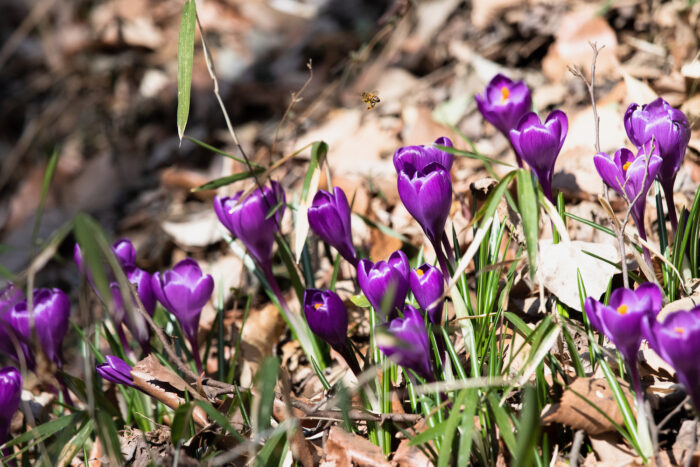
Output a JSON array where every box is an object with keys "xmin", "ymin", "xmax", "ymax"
[
  {"xmin": 569, "ymin": 429, "xmax": 585, "ymax": 467},
  {"xmin": 684, "ymin": 418, "xmax": 698, "ymax": 467},
  {"xmin": 270, "ymin": 60, "xmax": 314, "ymax": 161}
]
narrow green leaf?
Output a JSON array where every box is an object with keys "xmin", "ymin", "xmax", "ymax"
[
  {"xmin": 31, "ymin": 149, "xmax": 59, "ymax": 248},
  {"xmin": 192, "ymin": 401, "xmax": 244, "ymax": 441},
  {"xmin": 184, "ymin": 135, "xmax": 261, "ymax": 166},
  {"xmin": 472, "ymin": 171, "xmax": 517, "ymax": 225},
  {"xmin": 57, "ymin": 419, "xmax": 93, "ymax": 466},
  {"xmin": 517, "ymin": 169, "xmax": 539, "ymax": 280},
  {"xmin": 437, "ymin": 389, "xmax": 470, "ymax": 467},
  {"xmin": 176, "ymin": 0, "xmax": 197, "ymax": 140},
  {"xmin": 4, "ymin": 412, "xmax": 87, "ymax": 448},
  {"xmin": 171, "ymin": 403, "xmax": 195, "ymax": 445},
  {"xmin": 295, "ymin": 141, "xmax": 327, "ymax": 261},
  {"xmin": 350, "ymin": 294, "xmax": 371, "ymax": 308},
  {"xmin": 512, "ymin": 386, "xmax": 540, "ymax": 467},
  {"xmin": 193, "ymin": 167, "xmax": 265, "ymax": 191},
  {"xmin": 487, "ymin": 392, "xmax": 516, "ymax": 454},
  {"xmin": 457, "ymin": 388, "xmax": 479, "ymax": 465},
  {"xmin": 254, "ymin": 357, "xmax": 280, "ymax": 433}
]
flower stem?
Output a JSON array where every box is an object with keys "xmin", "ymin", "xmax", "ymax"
[
  {"xmin": 662, "ymin": 179, "xmax": 679, "ymax": 232},
  {"xmin": 431, "ymin": 238, "xmax": 451, "ymax": 283},
  {"xmin": 509, "ymin": 140, "xmax": 524, "ymax": 168},
  {"xmin": 189, "ymin": 335, "xmax": 203, "ymax": 374},
  {"xmin": 441, "ymin": 232, "xmax": 455, "ymax": 267},
  {"xmin": 338, "ymin": 340, "xmax": 363, "ymax": 377}
]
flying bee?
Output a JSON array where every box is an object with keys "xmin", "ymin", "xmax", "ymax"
[{"xmin": 361, "ymin": 90, "xmax": 380, "ymax": 110}]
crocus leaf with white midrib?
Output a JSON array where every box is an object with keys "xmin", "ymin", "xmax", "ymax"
[
  {"xmin": 625, "ymin": 98, "xmax": 690, "ymax": 229},
  {"xmin": 643, "ymin": 305, "xmax": 700, "ymax": 413},
  {"xmin": 509, "ymin": 110, "xmax": 568, "ymax": 202},
  {"xmin": 151, "ymin": 258, "xmax": 214, "ymax": 374},
  {"xmin": 377, "ymin": 305, "xmax": 434, "ymax": 381},
  {"xmin": 475, "ymin": 73, "xmax": 532, "ymax": 167},
  {"xmin": 307, "ymin": 187, "xmax": 358, "ymax": 267},
  {"xmin": 0, "ymin": 366, "xmax": 22, "ymax": 446},
  {"xmin": 357, "ymin": 250, "xmax": 410, "ymax": 320},
  {"xmin": 9, "ymin": 288, "xmax": 71, "ymax": 369}
]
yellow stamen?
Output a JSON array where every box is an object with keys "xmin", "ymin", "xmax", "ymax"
[
  {"xmin": 416, "ymin": 269, "xmax": 425, "ymax": 276},
  {"xmin": 622, "ymin": 161, "xmax": 632, "ymax": 171},
  {"xmin": 500, "ymin": 86, "xmax": 509, "ymax": 103},
  {"xmin": 617, "ymin": 304, "xmax": 628, "ymax": 315},
  {"xmin": 314, "ymin": 303, "xmax": 322, "ymax": 310},
  {"xmin": 674, "ymin": 326, "xmax": 685, "ymax": 334}
]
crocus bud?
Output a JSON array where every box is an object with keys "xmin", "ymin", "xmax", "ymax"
[
  {"xmin": 358, "ymin": 250, "xmax": 410, "ymax": 319},
  {"xmin": 509, "ymin": 110, "xmax": 568, "ymax": 202},
  {"xmin": 303, "ymin": 289, "xmax": 348, "ymax": 351},
  {"xmin": 214, "ymin": 181, "xmax": 286, "ymax": 271},
  {"xmin": 378, "ymin": 305, "xmax": 433, "ymax": 380},
  {"xmin": 584, "ymin": 283, "xmax": 662, "ymax": 368},
  {"xmin": 410, "ymin": 264, "xmax": 444, "ymax": 325},
  {"xmin": 152, "ymin": 258, "xmax": 213, "ymax": 373},
  {"xmin": 111, "ymin": 266, "xmax": 156, "ymax": 351},
  {"xmin": 0, "ymin": 366, "xmax": 22, "ymax": 444},
  {"xmin": 307, "ymin": 187, "xmax": 358, "ymax": 267},
  {"xmin": 393, "ymin": 137, "xmax": 454, "ymax": 173},
  {"xmin": 74, "ymin": 238, "xmax": 137, "ymax": 277},
  {"xmin": 642, "ymin": 305, "xmax": 700, "ymax": 412},
  {"xmin": 96, "ymin": 355, "xmax": 134, "ymax": 387},
  {"xmin": 594, "ymin": 142, "xmax": 662, "ymax": 247},
  {"xmin": 10, "ymin": 288, "xmax": 71, "ymax": 368},
  {"xmin": 624, "ymin": 98, "xmax": 690, "ymax": 229},
  {"xmin": 397, "ymin": 162, "xmax": 452, "ymax": 246}
]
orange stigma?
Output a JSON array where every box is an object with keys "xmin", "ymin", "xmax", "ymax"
[
  {"xmin": 622, "ymin": 161, "xmax": 632, "ymax": 171},
  {"xmin": 500, "ymin": 86, "xmax": 509, "ymax": 103},
  {"xmin": 674, "ymin": 326, "xmax": 685, "ymax": 334},
  {"xmin": 416, "ymin": 269, "xmax": 425, "ymax": 276},
  {"xmin": 617, "ymin": 304, "xmax": 628, "ymax": 315},
  {"xmin": 314, "ymin": 303, "xmax": 322, "ymax": 310}
]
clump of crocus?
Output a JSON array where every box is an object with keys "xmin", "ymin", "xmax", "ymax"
[
  {"xmin": 393, "ymin": 137, "xmax": 454, "ymax": 173},
  {"xmin": 0, "ymin": 366, "xmax": 22, "ymax": 446},
  {"xmin": 475, "ymin": 74, "xmax": 532, "ymax": 168},
  {"xmin": 378, "ymin": 305, "xmax": 433, "ymax": 381},
  {"xmin": 410, "ymin": 264, "xmax": 444, "ymax": 325},
  {"xmin": 625, "ymin": 98, "xmax": 690, "ymax": 229},
  {"xmin": 303, "ymin": 288, "xmax": 360, "ymax": 375},
  {"xmin": 9, "ymin": 288, "xmax": 71, "ymax": 369},
  {"xmin": 96, "ymin": 355, "xmax": 135, "ymax": 388},
  {"xmin": 358, "ymin": 250, "xmax": 410, "ymax": 320},
  {"xmin": 214, "ymin": 181, "xmax": 285, "ymax": 276},
  {"xmin": 307, "ymin": 187, "xmax": 358, "ymax": 267},
  {"xmin": 584, "ymin": 282, "xmax": 662, "ymax": 404},
  {"xmin": 594, "ymin": 141, "xmax": 662, "ymax": 265},
  {"xmin": 509, "ymin": 110, "xmax": 568, "ymax": 202},
  {"xmin": 152, "ymin": 258, "xmax": 214, "ymax": 373}
]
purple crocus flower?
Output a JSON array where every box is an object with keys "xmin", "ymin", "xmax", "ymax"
[
  {"xmin": 378, "ymin": 305, "xmax": 433, "ymax": 380},
  {"xmin": 111, "ymin": 266, "xmax": 156, "ymax": 351},
  {"xmin": 594, "ymin": 142, "xmax": 662, "ymax": 264},
  {"xmin": 74, "ymin": 238, "xmax": 137, "ymax": 279},
  {"xmin": 307, "ymin": 187, "xmax": 358, "ymax": 267},
  {"xmin": 409, "ymin": 264, "xmax": 445, "ymax": 325},
  {"xmin": 393, "ymin": 137, "xmax": 454, "ymax": 173},
  {"xmin": 358, "ymin": 250, "xmax": 410, "ymax": 319},
  {"xmin": 303, "ymin": 289, "xmax": 348, "ymax": 350},
  {"xmin": 10, "ymin": 288, "xmax": 71, "ymax": 368},
  {"xmin": 584, "ymin": 283, "xmax": 662, "ymax": 381},
  {"xmin": 509, "ymin": 110, "xmax": 568, "ymax": 201},
  {"xmin": 624, "ymin": 98, "xmax": 690, "ymax": 229},
  {"xmin": 0, "ymin": 284, "xmax": 24, "ymax": 360},
  {"xmin": 397, "ymin": 162, "xmax": 452, "ymax": 247},
  {"xmin": 642, "ymin": 305, "xmax": 700, "ymax": 412},
  {"xmin": 152, "ymin": 258, "xmax": 214, "ymax": 373},
  {"xmin": 96, "ymin": 355, "xmax": 134, "ymax": 387},
  {"xmin": 475, "ymin": 74, "xmax": 532, "ymax": 167},
  {"xmin": 214, "ymin": 181, "xmax": 286, "ymax": 273},
  {"xmin": 0, "ymin": 366, "xmax": 22, "ymax": 445}
]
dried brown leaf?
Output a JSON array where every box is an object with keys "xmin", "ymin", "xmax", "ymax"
[
  {"xmin": 542, "ymin": 377, "xmax": 633, "ymax": 435},
  {"xmin": 392, "ymin": 438, "xmax": 433, "ymax": 467},
  {"xmin": 130, "ymin": 355, "xmax": 208, "ymax": 426},
  {"xmin": 325, "ymin": 426, "xmax": 391, "ymax": 467}
]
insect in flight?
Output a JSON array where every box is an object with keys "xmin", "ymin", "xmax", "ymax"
[{"xmin": 361, "ymin": 90, "xmax": 380, "ymax": 110}]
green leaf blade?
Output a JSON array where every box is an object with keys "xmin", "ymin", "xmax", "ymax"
[{"xmin": 176, "ymin": 0, "xmax": 197, "ymax": 140}]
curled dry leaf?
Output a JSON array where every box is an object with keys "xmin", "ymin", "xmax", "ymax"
[
  {"xmin": 130, "ymin": 355, "xmax": 208, "ymax": 427},
  {"xmin": 325, "ymin": 426, "xmax": 391, "ymax": 467},
  {"xmin": 537, "ymin": 240, "xmax": 620, "ymax": 312},
  {"xmin": 541, "ymin": 377, "xmax": 633, "ymax": 436}
]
